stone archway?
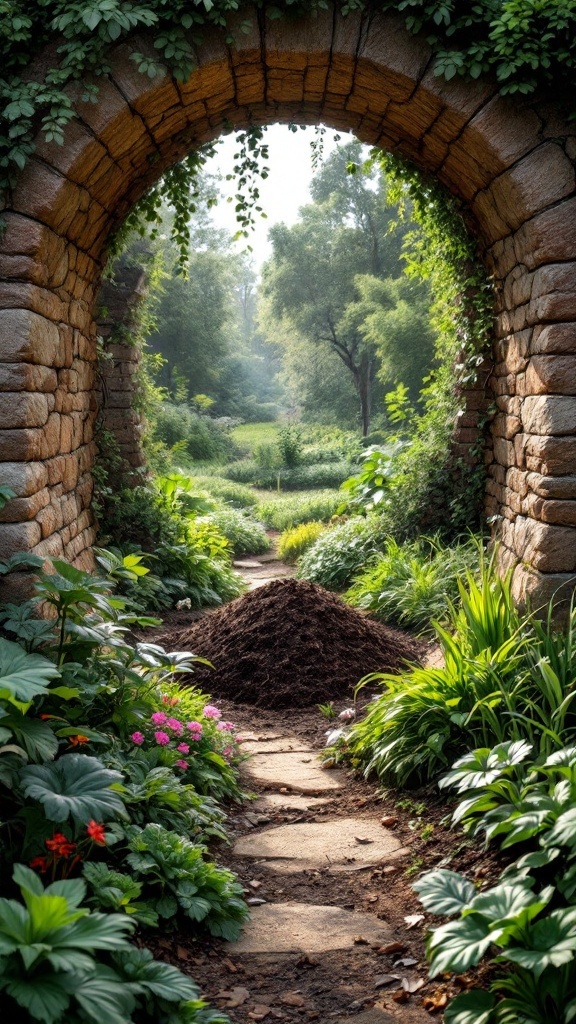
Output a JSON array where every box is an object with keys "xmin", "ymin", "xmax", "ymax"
[{"xmin": 1, "ymin": 6, "xmax": 575, "ymax": 608}]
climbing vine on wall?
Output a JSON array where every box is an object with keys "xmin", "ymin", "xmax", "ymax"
[{"xmin": 1, "ymin": 0, "xmax": 575, "ymax": 263}]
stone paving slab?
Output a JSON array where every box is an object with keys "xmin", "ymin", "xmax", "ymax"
[
  {"xmin": 241, "ymin": 736, "xmax": 314, "ymax": 754},
  {"xmin": 233, "ymin": 816, "xmax": 407, "ymax": 873},
  {"xmin": 229, "ymin": 902, "xmax": 392, "ymax": 954},
  {"xmin": 254, "ymin": 793, "xmax": 334, "ymax": 812},
  {"xmin": 242, "ymin": 751, "xmax": 344, "ymax": 794}
]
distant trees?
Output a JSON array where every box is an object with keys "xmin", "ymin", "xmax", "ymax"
[{"xmin": 260, "ymin": 142, "xmax": 434, "ymax": 435}]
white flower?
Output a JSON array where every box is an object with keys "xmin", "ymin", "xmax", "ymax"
[{"xmin": 338, "ymin": 707, "xmax": 356, "ymax": 721}]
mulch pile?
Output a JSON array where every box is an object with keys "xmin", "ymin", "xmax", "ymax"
[{"xmin": 177, "ymin": 578, "xmax": 422, "ymax": 708}]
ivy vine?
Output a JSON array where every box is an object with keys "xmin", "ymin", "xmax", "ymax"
[{"xmin": 1, "ymin": 0, "xmax": 575, "ymax": 263}]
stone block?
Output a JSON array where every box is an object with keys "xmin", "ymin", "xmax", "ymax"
[
  {"xmin": 488, "ymin": 143, "xmax": 575, "ymax": 233},
  {"xmin": 525, "ymin": 435, "xmax": 576, "ymax": 475},
  {"xmin": 536, "ymin": 499, "xmax": 576, "ymax": 527},
  {"xmin": 0, "ymin": 393, "xmax": 49, "ymax": 429},
  {"xmin": 0, "ymin": 522, "xmax": 41, "ymax": 560},
  {"xmin": 526, "ymin": 473, "xmax": 576, "ymax": 499},
  {"xmin": 511, "ymin": 563, "xmax": 576, "ymax": 616},
  {"xmin": 0, "ymin": 364, "xmax": 58, "ymax": 393},
  {"xmin": 525, "ymin": 356, "xmax": 576, "ymax": 396},
  {"xmin": 0, "ymin": 309, "xmax": 63, "ymax": 367},
  {"xmin": 519, "ymin": 517, "xmax": 576, "ymax": 572},
  {"xmin": 518, "ymin": 198, "xmax": 576, "ymax": 271},
  {"xmin": 0, "ymin": 488, "xmax": 50, "ymax": 524},
  {"xmin": 1, "ymin": 462, "xmax": 48, "ymax": 497},
  {"xmin": 522, "ymin": 396, "xmax": 576, "ymax": 435},
  {"xmin": 532, "ymin": 323, "xmax": 576, "ymax": 355}
]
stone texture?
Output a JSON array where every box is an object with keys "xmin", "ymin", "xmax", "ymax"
[
  {"xmin": 241, "ymin": 737, "xmax": 315, "ymax": 754},
  {"xmin": 242, "ymin": 752, "xmax": 344, "ymax": 794},
  {"xmin": 522, "ymin": 396, "xmax": 576, "ymax": 436},
  {"xmin": 229, "ymin": 902, "xmax": 393, "ymax": 954},
  {"xmin": 233, "ymin": 817, "xmax": 407, "ymax": 873},
  {"xmin": 253, "ymin": 793, "xmax": 334, "ymax": 812}
]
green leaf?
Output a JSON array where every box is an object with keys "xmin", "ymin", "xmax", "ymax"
[
  {"xmin": 444, "ymin": 989, "xmax": 496, "ymax": 1024},
  {"xmin": 0, "ymin": 638, "xmax": 60, "ymax": 703},
  {"xmin": 20, "ymin": 753, "xmax": 127, "ymax": 823},
  {"xmin": 428, "ymin": 916, "xmax": 495, "ymax": 976},
  {"xmin": 413, "ymin": 869, "xmax": 475, "ymax": 916}
]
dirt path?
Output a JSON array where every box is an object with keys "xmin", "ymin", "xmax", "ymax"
[{"xmin": 233, "ymin": 536, "xmax": 295, "ymax": 591}]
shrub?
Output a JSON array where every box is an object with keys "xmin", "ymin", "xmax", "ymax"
[
  {"xmin": 346, "ymin": 535, "xmax": 479, "ymax": 634},
  {"xmin": 257, "ymin": 490, "xmax": 342, "ymax": 530},
  {"xmin": 224, "ymin": 460, "xmax": 357, "ymax": 490},
  {"xmin": 152, "ymin": 401, "xmax": 236, "ymax": 462},
  {"xmin": 278, "ymin": 522, "xmax": 327, "ymax": 563},
  {"xmin": 200, "ymin": 508, "xmax": 271, "ymax": 556},
  {"xmin": 191, "ymin": 475, "xmax": 258, "ymax": 510},
  {"xmin": 347, "ymin": 562, "xmax": 576, "ymax": 787},
  {"xmin": 297, "ymin": 516, "xmax": 387, "ymax": 591}
]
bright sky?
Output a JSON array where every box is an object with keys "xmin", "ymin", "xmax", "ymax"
[{"xmin": 204, "ymin": 124, "xmax": 355, "ymax": 269}]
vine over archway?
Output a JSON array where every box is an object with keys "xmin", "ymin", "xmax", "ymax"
[{"xmin": 1, "ymin": 5, "xmax": 575, "ymax": 608}]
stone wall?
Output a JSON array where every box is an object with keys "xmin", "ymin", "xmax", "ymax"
[
  {"xmin": 0, "ymin": 5, "xmax": 575, "ymax": 608},
  {"xmin": 96, "ymin": 261, "xmax": 148, "ymax": 484}
]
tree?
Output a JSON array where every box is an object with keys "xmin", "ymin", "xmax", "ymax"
[{"xmin": 260, "ymin": 142, "xmax": 431, "ymax": 435}]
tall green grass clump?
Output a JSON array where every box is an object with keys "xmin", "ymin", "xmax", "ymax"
[
  {"xmin": 257, "ymin": 491, "xmax": 342, "ymax": 530},
  {"xmin": 278, "ymin": 522, "xmax": 327, "ymax": 563},
  {"xmin": 152, "ymin": 402, "xmax": 236, "ymax": 462},
  {"xmin": 346, "ymin": 535, "xmax": 479, "ymax": 634},
  {"xmin": 348, "ymin": 553, "xmax": 576, "ymax": 787},
  {"xmin": 191, "ymin": 476, "xmax": 259, "ymax": 510},
  {"xmin": 201, "ymin": 508, "xmax": 271, "ymax": 556},
  {"xmin": 297, "ymin": 516, "xmax": 387, "ymax": 591}
]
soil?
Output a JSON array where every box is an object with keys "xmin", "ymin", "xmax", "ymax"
[
  {"xmin": 171, "ymin": 579, "xmax": 424, "ymax": 709},
  {"xmin": 145, "ymin": 699, "xmax": 504, "ymax": 1023}
]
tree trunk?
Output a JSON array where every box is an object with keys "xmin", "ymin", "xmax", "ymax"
[{"xmin": 357, "ymin": 355, "xmax": 372, "ymax": 437}]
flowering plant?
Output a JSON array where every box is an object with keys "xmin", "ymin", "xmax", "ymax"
[{"xmin": 29, "ymin": 819, "xmax": 108, "ymax": 880}]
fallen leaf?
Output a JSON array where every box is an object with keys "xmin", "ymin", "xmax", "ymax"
[
  {"xmin": 354, "ymin": 836, "xmax": 374, "ymax": 844},
  {"xmin": 222, "ymin": 958, "xmax": 238, "ymax": 973},
  {"xmin": 404, "ymin": 914, "xmax": 425, "ymax": 929},
  {"xmin": 215, "ymin": 987, "xmax": 251, "ymax": 1008},
  {"xmin": 247, "ymin": 897, "xmax": 267, "ymax": 905},
  {"xmin": 392, "ymin": 988, "xmax": 410, "ymax": 1004},
  {"xmin": 381, "ymin": 864, "xmax": 399, "ymax": 875},
  {"xmin": 381, "ymin": 815, "xmax": 398, "ymax": 827},
  {"xmin": 395, "ymin": 957, "xmax": 418, "ymax": 967},
  {"xmin": 367, "ymin": 895, "xmax": 379, "ymax": 903},
  {"xmin": 374, "ymin": 975, "xmax": 400, "ymax": 988},
  {"xmin": 423, "ymin": 990, "xmax": 448, "ymax": 1013},
  {"xmin": 248, "ymin": 879, "xmax": 262, "ymax": 890},
  {"xmin": 249, "ymin": 1006, "xmax": 271, "ymax": 1019},
  {"xmin": 377, "ymin": 941, "xmax": 407, "ymax": 955},
  {"xmin": 176, "ymin": 945, "xmax": 189, "ymax": 960},
  {"xmin": 402, "ymin": 978, "xmax": 425, "ymax": 994},
  {"xmin": 280, "ymin": 991, "xmax": 305, "ymax": 1007},
  {"xmin": 353, "ymin": 935, "xmax": 370, "ymax": 945}
]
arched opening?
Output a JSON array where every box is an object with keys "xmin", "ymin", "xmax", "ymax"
[{"xmin": 1, "ymin": 6, "xmax": 576, "ymax": 609}]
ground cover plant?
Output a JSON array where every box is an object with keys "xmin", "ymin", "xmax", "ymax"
[
  {"xmin": 348, "ymin": 554, "xmax": 576, "ymax": 787},
  {"xmin": 256, "ymin": 489, "xmax": 342, "ymax": 531},
  {"xmin": 297, "ymin": 515, "xmax": 389, "ymax": 591},
  {"xmin": 346, "ymin": 534, "xmax": 479, "ymax": 634},
  {"xmin": 198, "ymin": 507, "xmax": 271, "ymax": 557},
  {"xmin": 0, "ymin": 513, "xmax": 246, "ymax": 1022},
  {"xmin": 278, "ymin": 522, "xmax": 327, "ymax": 563}
]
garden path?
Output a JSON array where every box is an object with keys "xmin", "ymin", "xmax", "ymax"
[{"xmin": 233, "ymin": 539, "xmax": 295, "ymax": 591}]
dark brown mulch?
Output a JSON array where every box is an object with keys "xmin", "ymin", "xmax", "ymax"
[{"xmin": 176, "ymin": 578, "xmax": 423, "ymax": 709}]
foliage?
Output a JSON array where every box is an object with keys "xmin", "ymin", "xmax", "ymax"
[
  {"xmin": 152, "ymin": 402, "xmax": 236, "ymax": 463},
  {"xmin": 21, "ymin": 753, "xmax": 127, "ymax": 825},
  {"xmin": 1, "ymin": 0, "xmax": 575, "ymax": 268},
  {"xmin": 278, "ymin": 522, "xmax": 327, "ymax": 564},
  {"xmin": 256, "ymin": 490, "xmax": 342, "ymax": 531},
  {"xmin": 224, "ymin": 459, "xmax": 357, "ymax": 491},
  {"xmin": 339, "ymin": 445, "xmax": 395, "ymax": 514},
  {"xmin": 346, "ymin": 534, "xmax": 479, "ymax": 634},
  {"xmin": 200, "ymin": 507, "xmax": 270, "ymax": 556},
  {"xmin": 125, "ymin": 822, "xmax": 249, "ymax": 940},
  {"xmin": 348, "ymin": 559, "xmax": 576, "ymax": 787},
  {"xmin": 297, "ymin": 515, "xmax": 387, "ymax": 591},
  {"xmin": 190, "ymin": 476, "xmax": 258, "ymax": 510}
]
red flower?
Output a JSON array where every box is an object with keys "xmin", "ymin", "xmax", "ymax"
[
  {"xmin": 29, "ymin": 856, "xmax": 49, "ymax": 873},
  {"xmin": 86, "ymin": 820, "xmax": 107, "ymax": 846},
  {"xmin": 69, "ymin": 735, "xmax": 90, "ymax": 746},
  {"xmin": 45, "ymin": 833, "xmax": 77, "ymax": 858}
]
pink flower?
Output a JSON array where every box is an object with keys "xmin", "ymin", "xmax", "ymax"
[
  {"xmin": 236, "ymin": 736, "xmax": 244, "ymax": 743},
  {"xmin": 151, "ymin": 711, "xmax": 167, "ymax": 726},
  {"xmin": 186, "ymin": 721, "xmax": 203, "ymax": 734},
  {"xmin": 177, "ymin": 743, "xmax": 190, "ymax": 754},
  {"xmin": 217, "ymin": 721, "xmax": 235, "ymax": 732},
  {"xmin": 203, "ymin": 705, "xmax": 222, "ymax": 720},
  {"xmin": 176, "ymin": 759, "xmax": 189, "ymax": 770},
  {"xmin": 166, "ymin": 717, "xmax": 183, "ymax": 735},
  {"xmin": 189, "ymin": 732, "xmax": 201, "ymax": 742},
  {"xmin": 223, "ymin": 747, "xmax": 233, "ymax": 759},
  {"xmin": 131, "ymin": 731, "xmax": 145, "ymax": 746},
  {"xmin": 154, "ymin": 731, "xmax": 171, "ymax": 746}
]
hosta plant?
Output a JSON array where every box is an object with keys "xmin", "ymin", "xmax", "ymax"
[{"xmin": 125, "ymin": 822, "xmax": 249, "ymax": 939}]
